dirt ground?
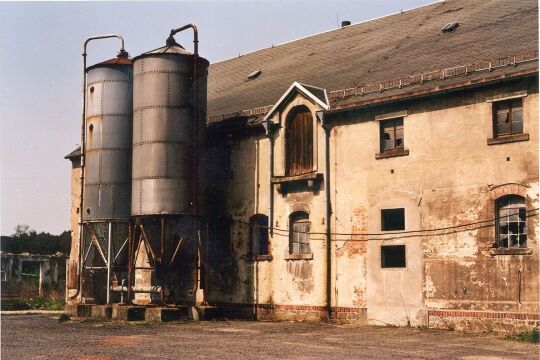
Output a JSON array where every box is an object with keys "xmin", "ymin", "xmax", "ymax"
[{"xmin": 1, "ymin": 314, "xmax": 538, "ymax": 360}]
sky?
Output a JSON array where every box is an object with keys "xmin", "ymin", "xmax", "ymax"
[{"xmin": 0, "ymin": 0, "xmax": 436, "ymax": 236}]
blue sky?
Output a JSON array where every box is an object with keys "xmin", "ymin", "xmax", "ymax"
[{"xmin": 0, "ymin": 0, "xmax": 435, "ymax": 235}]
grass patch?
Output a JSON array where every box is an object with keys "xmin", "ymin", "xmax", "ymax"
[
  {"xmin": 506, "ymin": 329, "xmax": 540, "ymax": 343},
  {"xmin": 2, "ymin": 293, "xmax": 65, "ymax": 311}
]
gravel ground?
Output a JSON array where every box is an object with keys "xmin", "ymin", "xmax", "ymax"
[{"xmin": 1, "ymin": 314, "xmax": 538, "ymax": 360}]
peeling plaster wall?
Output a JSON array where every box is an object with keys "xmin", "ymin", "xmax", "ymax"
[
  {"xmin": 67, "ymin": 159, "xmax": 81, "ymax": 301},
  {"xmin": 217, "ymin": 78, "xmax": 538, "ymax": 326},
  {"xmin": 330, "ymin": 79, "xmax": 538, "ymax": 325},
  {"xmin": 270, "ymin": 94, "xmax": 327, "ymax": 307}
]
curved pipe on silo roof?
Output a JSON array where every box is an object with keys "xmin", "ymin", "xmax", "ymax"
[
  {"xmin": 71, "ymin": 34, "xmax": 127, "ymax": 301},
  {"xmin": 167, "ymin": 24, "xmax": 198, "ymax": 55}
]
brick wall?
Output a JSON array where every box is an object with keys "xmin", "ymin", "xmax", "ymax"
[
  {"xmin": 210, "ymin": 302, "xmax": 367, "ymax": 323},
  {"xmin": 428, "ymin": 309, "xmax": 540, "ymax": 333}
]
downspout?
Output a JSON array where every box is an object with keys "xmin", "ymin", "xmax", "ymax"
[
  {"xmin": 166, "ymin": 24, "xmax": 201, "ymax": 303},
  {"xmin": 70, "ymin": 34, "xmax": 126, "ymax": 300},
  {"xmin": 263, "ymin": 120, "xmax": 275, "ymax": 237},
  {"xmin": 317, "ymin": 110, "xmax": 332, "ymax": 320}
]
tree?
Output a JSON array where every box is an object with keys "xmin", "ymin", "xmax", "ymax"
[
  {"xmin": 13, "ymin": 224, "xmax": 34, "ymax": 237},
  {"xmin": 1, "ymin": 225, "xmax": 70, "ymax": 255}
]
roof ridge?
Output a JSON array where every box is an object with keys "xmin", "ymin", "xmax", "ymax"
[{"xmin": 210, "ymin": 0, "xmax": 445, "ymax": 66}]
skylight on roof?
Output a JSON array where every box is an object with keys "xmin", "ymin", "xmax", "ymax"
[
  {"xmin": 442, "ymin": 21, "xmax": 459, "ymax": 33},
  {"xmin": 247, "ymin": 69, "xmax": 262, "ymax": 80}
]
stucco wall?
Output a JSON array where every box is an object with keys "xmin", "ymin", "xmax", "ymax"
[
  {"xmin": 67, "ymin": 159, "xmax": 81, "ymax": 302},
  {"xmin": 215, "ymin": 78, "xmax": 539, "ymax": 327}
]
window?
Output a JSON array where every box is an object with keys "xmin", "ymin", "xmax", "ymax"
[
  {"xmin": 496, "ymin": 195, "xmax": 527, "ymax": 248},
  {"xmin": 380, "ymin": 118, "xmax": 404, "ymax": 152},
  {"xmin": 286, "ymin": 106, "xmax": 313, "ymax": 176},
  {"xmin": 381, "ymin": 208, "xmax": 405, "ymax": 231},
  {"xmin": 250, "ymin": 214, "xmax": 269, "ymax": 257},
  {"xmin": 493, "ymin": 99, "xmax": 523, "ymax": 137},
  {"xmin": 381, "ymin": 245, "xmax": 406, "ymax": 268},
  {"xmin": 289, "ymin": 212, "xmax": 311, "ymax": 254}
]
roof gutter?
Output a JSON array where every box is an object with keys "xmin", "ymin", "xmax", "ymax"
[{"xmin": 326, "ymin": 67, "xmax": 538, "ymax": 115}]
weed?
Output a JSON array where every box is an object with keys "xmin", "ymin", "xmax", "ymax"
[{"xmin": 506, "ymin": 329, "xmax": 540, "ymax": 343}]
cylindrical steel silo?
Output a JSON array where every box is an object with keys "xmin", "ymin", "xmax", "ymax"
[
  {"xmin": 131, "ymin": 42, "xmax": 208, "ymax": 216},
  {"xmin": 80, "ymin": 52, "xmax": 132, "ymax": 305},
  {"xmin": 83, "ymin": 54, "xmax": 133, "ymax": 221}
]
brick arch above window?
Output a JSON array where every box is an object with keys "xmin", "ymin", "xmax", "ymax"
[{"xmin": 488, "ymin": 183, "xmax": 529, "ymax": 200}]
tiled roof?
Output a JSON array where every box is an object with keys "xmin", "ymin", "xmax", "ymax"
[{"xmin": 207, "ymin": 0, "xmax": 538, "ymax": 122}]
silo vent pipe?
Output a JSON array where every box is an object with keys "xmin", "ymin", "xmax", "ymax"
[
  {"xmin": 166, "ymin": 24, "xmax": 198, "ymax": 55},
  {"xmin": 70, "ymin": 34, "xmax": 127, "ymax": 301}
]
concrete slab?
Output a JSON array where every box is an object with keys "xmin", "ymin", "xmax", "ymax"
[
  {"xmin": 90, "ymin": 305, "xmax": 112, "ymax": 320},
  {"xmin": 65, "ymin": 304, "xmax": 93, "ymax": 318},
  {"xmin": 112, "ymin": 305, "xmax": 146, "ymax": 321},
  {"xmin": 145, "ymin": 307, "xmax": 185, "ymax": 322}
]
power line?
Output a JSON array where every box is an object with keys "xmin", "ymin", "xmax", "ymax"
[{"xmin": 220, "ymin": 208, "xmax": 539, "ymax": 240}]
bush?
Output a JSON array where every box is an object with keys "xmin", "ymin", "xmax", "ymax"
[{"xmin": 507, "ymin": 329, "xmax": 540, "ymax": 343}]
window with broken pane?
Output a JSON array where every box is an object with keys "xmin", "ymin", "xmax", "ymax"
[
  {"xmin": 380, "ymin": 118, "xmax": 404, "ymax": 152},
  {"xmin": 496, "ymin": 195, "xmax": 527, "ymax": 248},
  {"xmin": 289, "ymin": 212, "xmax": 311, "ymax": 254},
  {"xmin": 493, "ymin": 98, "xmax": 523, "ymax": 137}
]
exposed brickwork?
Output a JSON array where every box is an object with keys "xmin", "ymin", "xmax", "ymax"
[
  {"xmin": 211, "ymin": 302, "xmax": 367, "ymax": 323},
  {"xmin": 488, "ymin": 183, "xmax": 529, "ymax": 199},
  {"xmin": 337, "ymin": 207, "xmax": 368, "ymax": 257},
  {"xmin": 428, "ymin": 309, "xmax": 540, "ymax": 333}
]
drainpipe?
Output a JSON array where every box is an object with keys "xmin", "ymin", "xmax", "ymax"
[
  {"xmin": 70, "ymin": 34, "xmax": 126, "ymax": 300},
  {"xmin": 263, "ymin": 120, "xmax": 275, "ymax": 237},
  {"xmin": 166, "ymin": 25, "xmax": 201, "ymax": 305},
  {"xmin": 317, "ymin": 110, "xmax": 332, "ymax": 320}
]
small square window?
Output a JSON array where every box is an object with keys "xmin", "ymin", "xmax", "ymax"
[
  {"xmin": 381, "ymin": 208, "xmax": 405, "ymax": 231},
  {"xmin": 381, "ymin": 245, "xmax": 406, "ymax": 268},
  {"xmin": 493, "ymin": 99, "xmax": 523, "ymax": 137},
  {"xmin": 380, "ymin": 118, "xmax": 404, "ymax": 152}
]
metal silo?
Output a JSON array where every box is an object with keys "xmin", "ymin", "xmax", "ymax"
[
  {"xmin": 131, "ymin": 37, "xmax": 208, "ymax": 216},
  {"xmin": 73, "ymin": 35, "xmax": 133, "ymax": 306},
  {"xmin": 84, "ymin": 54, "xmax": 132, "ymax": 221},
  {"xmin": 127, "ymin": 25, "xmax": 209, "ymax": 306}
]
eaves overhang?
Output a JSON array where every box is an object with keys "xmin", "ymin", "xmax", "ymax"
[{"xmin": 326, "ymin": 67, "xmax": 539, "ymax": 116}]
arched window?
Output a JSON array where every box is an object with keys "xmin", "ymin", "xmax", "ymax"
[
  {"xmin": 496, "ymin": 195, "xmax": 527, "ymax": 248},
  {"xmin": 289, "ymin": 211, "xmax": 311, "ymax": 254},
  {"xmin": 285, "ymin": 106, "xmax": 313, "ymax": 176},
  {"xmin": 250, "ymin": 214, "xmax": 269, "ymax": 256}
]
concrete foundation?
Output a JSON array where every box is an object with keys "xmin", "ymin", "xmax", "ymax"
[
  {"xmin": 65, "ymin": 304, "xmax": 92, "ymax": 318},
  {"xmin": 91, "ymin": 305, "xmax": 112, "ymax": 320},
  {"xmin": 145, "ymin": 307, "xmax": 185, "ymax": 322},
  {"xmin": 112, "ymin": 305, "xmax": 146, "ymax": 321}
]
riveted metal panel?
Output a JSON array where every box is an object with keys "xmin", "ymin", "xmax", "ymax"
[
  {"xmin": 83, "ymin": 63, "xmax": 133, "ymax": 221},
  {"xmin": 131, "ymin": 50, "xmax": 208, "ymax": 216}
]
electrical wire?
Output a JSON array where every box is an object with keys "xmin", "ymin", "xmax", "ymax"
[{"xmin": 218, "ymin": 208, "xmax": 539, "ymax": 241}]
